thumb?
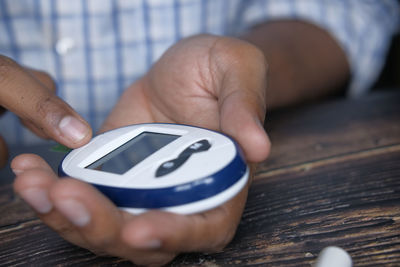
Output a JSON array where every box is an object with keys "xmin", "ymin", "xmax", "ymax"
[
  {"xmin": 0, "ymin": 56, "xmax": 92, "ymax": 148},
  {"xmin": 215, "ymin": 40, "xmax": 271, "ymax": 163},
  {"xmin": 219, "ymin": 90, "xmax": 271, "ymax": 163}
]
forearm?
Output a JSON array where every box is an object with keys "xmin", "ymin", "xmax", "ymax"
[{"xmin": 241, "ymin": 20, "xmax": 350, "ymax": 109}]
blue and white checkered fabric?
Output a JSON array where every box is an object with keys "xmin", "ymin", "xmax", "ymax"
[{"xmin": 0, "ymin": 0, "xmax": 399, "ymax": 145}]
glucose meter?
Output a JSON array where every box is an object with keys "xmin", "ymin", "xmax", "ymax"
[{"xmin": 59, "ymin": 123, "xmax": 249, "ymax": 214}]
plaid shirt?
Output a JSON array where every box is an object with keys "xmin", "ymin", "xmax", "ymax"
[{"xmin": 0, "ymin": 0, "xmax": 399, "ymax": 145}]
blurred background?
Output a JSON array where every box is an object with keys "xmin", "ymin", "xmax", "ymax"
[{"xmin": 374, "ymin": 33, "xmax": 400, "ymax": 90}]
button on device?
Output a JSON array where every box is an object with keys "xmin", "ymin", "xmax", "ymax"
[
  {"xmin": 179, "ymin": 140, "xmax": 211, "ymax": 157},
  {"xmin": 156, "ymin": 155, "xmax": 190, "ymax": 177},
  {"xmin": 162, "ymin": 162, "xmax": 175, "ymax": 169},
  {"xmin": 156, "ymin": 140, "xmax": 212, "ymax": 178}
]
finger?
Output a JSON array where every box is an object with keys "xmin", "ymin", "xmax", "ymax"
[
  {"xmin": 11, "ymin": 153, "xmax": 54, "ymax": 173},
  {"xmin": 12, "ymin": 156, "xmax": 57, "ymax": 215},
  {"xmin": 20, "ymin": 119, "xmax": 51, "ymax": 139},
  {"xmin": 49, "ymin": 178, "xmax": 124, "ymax": 248},
  {"xmin": 122, "ymin": 184, "xmax": 249, "ymax": 253},
  {"xmin": 48, "ymin": 178, "xmax": 176, "ymax": 264},
  {"xmin": 25, "ymin": 68, "xmax": 57, "ymax": 93},
  {"xmin": 12, "ymin": 154, "xmax": 88, "ymax": 246},
  {"xmin": 20, "ymin": 68, "xmax": 58, "ymax": 138},
  {"xmin": 12, "ymin": 155, "xmax": 178, "ymax": 264},
  {"xmin": 0, "ymin": 135, "xmax": 8, "ymax": 168},
  {"xmin": 215, "ymin": 39, "xmax": 271, "ymax": 162},
  {"xmin": 220, "ymin": 89, "xmax": 271, "ymax": 162},
  {"xmin": 0, "ymin": 55, "xmax": 92, "ymax": 148},
  {"xmin": 12, "ymin": 155, "xmax": 178, "ymax": 265}
]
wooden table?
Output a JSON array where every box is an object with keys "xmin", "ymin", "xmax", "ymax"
[{"xmin": 1, "ymin": 91, "xmax": 399, "ymax": 266}]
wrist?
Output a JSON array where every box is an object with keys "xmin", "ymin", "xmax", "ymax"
[{"xmin": 240, "ymin": 20, "xmax": 350, "ymax": 108}]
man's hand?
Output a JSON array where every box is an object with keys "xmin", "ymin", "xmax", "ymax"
[
  {"xmin": 0, "ymin": 55, "xmax": 92, "ymax": 167},
  {"xmin": 103, "ymin": 34, "xmax": 270, "ymax": 162},
  {"xmin": 12, "ymin": 34, "xmax": 271, "ymax": 265}
]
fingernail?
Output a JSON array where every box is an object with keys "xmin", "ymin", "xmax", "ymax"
[
  {"xmin": 55, "ymin": 199, "xmax": 91, "ymax": 227},
  {"xmin": 58, "ymin": 116, "xmax": 88, "ymax": 143},
  {"xmin": 12, "ymin": 168, "xmax": 24, "ymax": 175},
  {"xmin": 19, "ymin": 188, "xmax": 53, "ymax": 214}
]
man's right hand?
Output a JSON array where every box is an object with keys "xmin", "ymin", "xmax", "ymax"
[{"xmin": 0, "ymin": 55, "xmax": 92, "ymax": 168}]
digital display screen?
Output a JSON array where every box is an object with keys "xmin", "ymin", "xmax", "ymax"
[{"xmin": 85, "ymin": 132, "xmax": 179, "ymax": 174}]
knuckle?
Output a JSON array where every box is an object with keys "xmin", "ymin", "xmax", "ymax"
[
  {"xmin": 210, "ymin": 37, "xmax": 267, "ymax": 75},
  {"xmin": 34, "ymin": 94, "xmax": 64, "ymax": 122},
  {"xmin": 0, "ymin": 55, "xmax": 18, "ymax": 86},
  {"xmin": 236, "ymin": 42, "xmax": 268, "ymax": 73},
  {"xmin": 32, "ymin": 70, "xmax": 57, "ymax": 92},
  {"xmin": 34, "ymin": 95, "xmax": 53, "ymax": 118}
]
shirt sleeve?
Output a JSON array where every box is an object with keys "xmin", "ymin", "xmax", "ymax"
[{"xmin": 236, "ymin": 0, "xmax": 400, "ymax": 97}]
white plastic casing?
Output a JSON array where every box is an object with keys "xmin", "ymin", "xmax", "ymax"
[{"xmin": 60, "ymin": 123, "xmax": 249, "ymax": 214}]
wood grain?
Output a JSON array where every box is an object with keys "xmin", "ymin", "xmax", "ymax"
[{"xmin": 260, "ymin": 92, "xmax": 400, "ymax": 174}]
